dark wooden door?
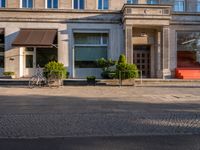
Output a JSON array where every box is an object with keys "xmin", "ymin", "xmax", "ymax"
[{"xmin": 133, "ymin": 45, "xmax": 151, "ymax": 78}]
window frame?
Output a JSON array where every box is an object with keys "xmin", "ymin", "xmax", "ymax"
[
  {"xmin": 20, "ymin": 0, "xmax": 33, "ymax": 8},
  {"xmin": 98, "ymin": 0, "xmax": 109, "ymax": 10},
  {"xmin": 0, "ymin": 29, "xmax": 5, "ymax": 68},
  {"xmin": 74, "ymin": 32, "xmax": 109, "ymax": 68},
  {"xmin": 73, "ymin": 0, "xmax": 85, "ymax": 9},
  {"xmin": 45, "ymin": 0, "xmax": 59, "ymax": 9},
  {"xmin": 0, "ymin": 0, "xmax": 6, "ymax": 8},
  {"xmin": 126, "ymin": 0, "xmax": 138, "ymax": 4},
  {"xmin": 197, "ymin": 0, "xmax": 200, "ymax": 12},
  {"xmin": 174, "ymin": 0, "xmax": 185, "ymax": 12},
  {"xmin": 147, "ymin": 0, "xmax": 159, "ymax": 5}
]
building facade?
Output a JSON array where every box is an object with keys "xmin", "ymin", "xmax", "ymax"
[{"xmin": 0, "ymin": 0, "xmax": 200, "ymax": 79}]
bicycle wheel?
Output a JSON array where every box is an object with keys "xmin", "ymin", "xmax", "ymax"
[{"xmin": 29, "ymin": 77, "xmax": 37, "ymax": 88}]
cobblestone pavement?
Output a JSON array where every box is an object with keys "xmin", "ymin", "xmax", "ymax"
[{"xmin": 0, "ymin": 86, "xmax": 199, "ymax": 138}]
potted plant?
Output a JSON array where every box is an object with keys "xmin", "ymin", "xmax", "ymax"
[
  {"xmin": 86, "ymin": 76, "xmax": 96, "ymax": 85},
  {"xmin": 3, "ymin": 72, "xmax": 15, "ymax": 79}
]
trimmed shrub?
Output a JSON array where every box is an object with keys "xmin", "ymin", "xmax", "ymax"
[
  {"xmin": 44, "ymin": 61, "xmax": 67, "ymax": 79},
  {"xmin": 86, "ymin": 76, "xmax": 96, "ymax": 85},
  {"xmin": 97, "ymin": 58, "xmax": 116, "ymax": 79},
  {"xmin": 116, "ymin": 54, "xmax": 139, "ymax": 80},
  {"xmin": 118, "ymin": 54, "xmax": 126, "ymax": 64},
  {"xmin": 3, "ymin": 72, "xmax": 15, "ymax": 76}
]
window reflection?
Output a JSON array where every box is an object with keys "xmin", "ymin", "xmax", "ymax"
[{"xmin": 177, "ymin": 32, "xmax": 200, "ymax": 68}]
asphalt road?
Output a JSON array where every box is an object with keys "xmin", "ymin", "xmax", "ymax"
[{"xmin": 0, "ymin": 135, "xmax": 200, "ymax": 150}]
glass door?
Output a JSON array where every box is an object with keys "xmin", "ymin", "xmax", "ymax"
[{"xmin": 24, "ymin": 47, "xmax": 36, "ymax": 77}]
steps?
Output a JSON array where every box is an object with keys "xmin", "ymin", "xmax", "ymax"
[{"xmin": 176, "ymin": 68, "xmax": 200, "ymax": 79}]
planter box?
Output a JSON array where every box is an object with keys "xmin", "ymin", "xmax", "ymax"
[{"xmin": 0, "ymin": 75, "xmax": 15, "ymax": 79}]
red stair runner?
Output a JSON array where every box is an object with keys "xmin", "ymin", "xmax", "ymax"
[{"xmin": 176, "ymin": 68, "xmax": 200, "ymax": 79}]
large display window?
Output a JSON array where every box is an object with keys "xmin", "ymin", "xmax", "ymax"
[{"xmin": 177, "ymin": 32, "xmax": 200, "ymax": 68}]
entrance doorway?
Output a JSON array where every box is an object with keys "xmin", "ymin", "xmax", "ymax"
[
  {"xmin": 24, "ymin": 47, "xmax": 36, "ymax": 77},
  {"xmin": 133, "ymin": 45, "xmax": 151, "ymax": 78},
  {"xmin": 23, "ymin": 47, "xmax": 58, "ymax": 77}
]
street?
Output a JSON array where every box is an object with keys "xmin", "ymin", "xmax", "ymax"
[{"xmin": 0, "ymin": 86, "xmax": 199, "ymax": 149}]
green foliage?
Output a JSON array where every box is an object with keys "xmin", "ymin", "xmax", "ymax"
[
  {"xmin": 116, "ymin": 54, "xmax": 139, "ymax": 80},
  {"xmin": 97, "ymin": 58, "xmax": 116, "ymax": 79},
  {"xmin": 97, "ymin": 58, "xmax": 116, "ymax": 71},
  {"xmin": 86, "ymin": 76, "xmax": 96, "ymax": 85},
  {"xmin": 3, "ymin": 72, "xmax": 15, "ymax": 76},
  {"xmin": 101, "ymin": 70, "xmax": 116, "ymax": 79},
  {"xmin": 86, "ymin": 76, "xmax": 96, "ymax": 81},
  {"xmin": 44, "ymin": 61, "xmax": 67, "ymax": 79},
  {"xmin": 118, "ymin": 54, "xmax": 126, "ymax": 64}
]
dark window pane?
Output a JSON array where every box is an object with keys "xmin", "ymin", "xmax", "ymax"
[
  {"xmin": 26, "ymin": 47, "xmax": 34, "ymax": 52},
  {"xmin": 104, "ymin": 0, "xmax": 109, "ymax": 9},
  {"xmin": 47, "ymin": 0, "xmax": 52, "ymax": 8},
  {"xmin": 75, "ymin": 61, "xmax": 98, "ymax": 68},
  {"xmin": 80, "ymin": 0, "xmax": 84, "ymax": 9},
  {"xmin": 147, "ymin": 0, "xmax": 158, "ymax": 4},
  {"xmin": 0, "ymin": 33, "xmax": 4, "ymax": 52},
  {"xmin": 98, "ymin": 0, "xmax": 102, "ymax": 9},
  {"xmin": 74, "ymin": 0, "xmax": 78, "ymax": 9},
  {"xmin": 127, "ymin": 0, "xmax": 137, "ymax": 4},
  {"xmin": 1, "ymin": 0, "xmax": 6, "ymax": 7},
  {"xmin": 0, "ymin": 56, "xmax": 4, "ymax": 68},
  {"xmin": 26, "ymin": 55, "xmax": 33, "ymax": 68},
  {"xmin": 36, "ymin": 47, "xmax": 58, "ymax": 67},
  {"xmin": 22, "ymin": 0, "xmax": 27, "ymax": 8},
  {"xmin": 28, "ymin": 0, "xmax": 33, "ymax": 8},
  {"xmin": 53, "ymin": 0, "xmax": 58, "ymax": 8}
]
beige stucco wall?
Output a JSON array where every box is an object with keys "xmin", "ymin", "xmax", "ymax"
[
  {"xmin": 7, "ymin": 0, "xmax": 20, "ymax": 8},
  {"xmin": 0, "ymin": 22, "xmax": 68, "ymax": 78},
  {"xmin": 35, "ymin": 0, "xmax": 45, "ymax": 9}
]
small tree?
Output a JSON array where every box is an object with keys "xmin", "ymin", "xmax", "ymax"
[
  {"xmin": 44, "ymin": 61, "xmax": 67, "ymax": 79},
  {"xmin": 118, "ymin": 54, "xmax": 126, "ymax": 64},
  {"xmin": 116, "ymin": 54, "xmax": 139, "ymax": 80},
  {"xmin": 97, "ymin": 58, "xmax": 116, "ymax": 79}
]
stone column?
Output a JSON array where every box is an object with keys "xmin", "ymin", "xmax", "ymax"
[
  {"xmin": 125, "ymin": 25, "xmax": 133, "ymax": 64},
  {"xmin": 162, "ymin": 26, "xmax": 171, "ymax": 79},
  {"xmin": 156, "ymin": 30, "xmax": 161, "ymax": 78}
]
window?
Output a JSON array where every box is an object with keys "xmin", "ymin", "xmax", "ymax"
[
  {"xmin": 26, "ymin": 55, "xmax": 33, "ymax": 68},
  {"xmin": 0, "ymin": 29, "xmax": 4, "ymax": 68},
  {"xmin": 127, "ymin": 0, "xmax": 137, "ymax": 4},
  {"xmin": 0, "ymin": 0, "xmax": 6, "ymax": 8},
  {"xmin": 98, "ymin": 0, "xmax": 109, "ymax": 10},
  {"xmin": 74, "ymin": 33, "xmax": 108, "ymax": 68},
  {"xmin": 74, "ymin": 0, "xmax": 84, "ymax": 9},
  {"xmin": 174, "ymin": 0, "xmax": 185, "ymax": 12},
  {"xmin": 177, "ymin": 32, "xmax": 200, "ymax": 68},
  {"xmin": 147, "ymin": 0, "xmax": 159, "ymax": 4},
  {"xmin": 21, "ymin": 0, "xmax": 33, "ymax": 8},
  {"xmin": 36, "ymin": 47, "xmax": 58, "ymax": 67},
  {"xmin": 197, "ymin": 0, "xmax": 200, "ymax": 12},
  {"xmin": 47, "ymin": 0, "xmax": 58, "ymax": 9}
]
